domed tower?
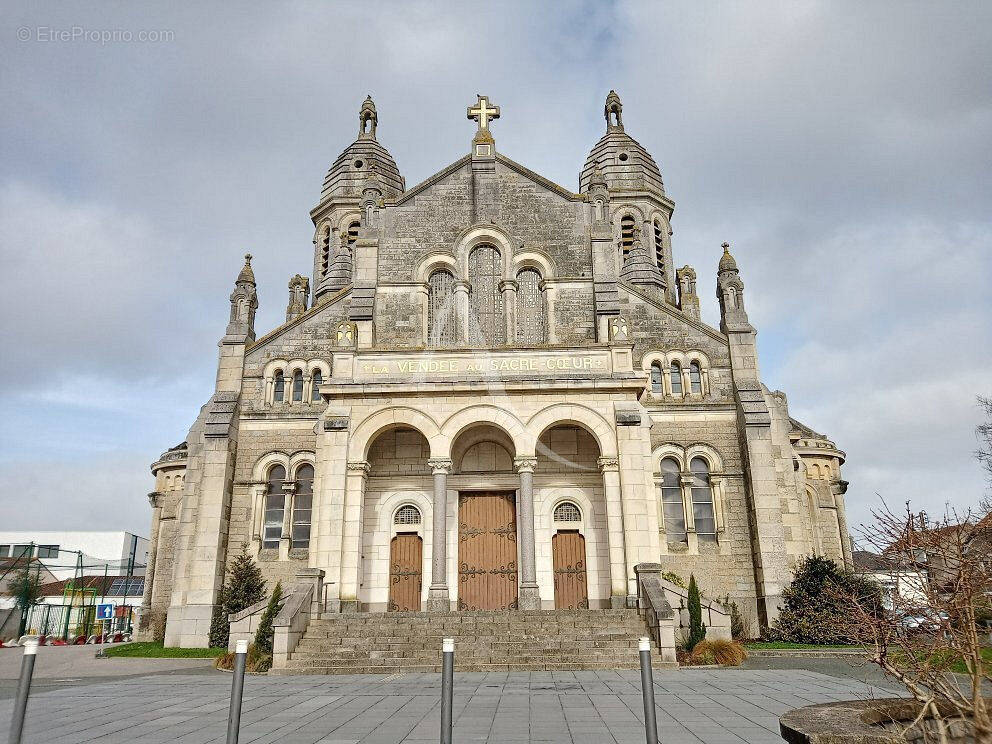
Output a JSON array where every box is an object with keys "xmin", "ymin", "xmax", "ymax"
[
  {"xmin": 580, "ymin": 91, "xmax": 676, "ymax": 304},
  {"xmin": 312, "ymin": 96, "xmax": 405, "ymax": 303}
]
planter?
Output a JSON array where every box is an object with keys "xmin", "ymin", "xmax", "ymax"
[{"xmin": 780, "ymin": 698, "xmax": 983, "ymax": 743}]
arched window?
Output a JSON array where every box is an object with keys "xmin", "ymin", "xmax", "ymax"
[
  {"xmin": 263, "ymin": 464, "xmax": 286, "ymax": 549},
  {"xmin": 670, "ymin": 362, "xmax": 683, "ymax": 396},
  {"xmin": 346, "ymin": 221, "xmax": 360, "ymax": 252},
  {"xmin": 428, "ymin": 269, "xmax": 456, "ymax": 347},
  {"xmin": 291, "ymin": 464, "xmax": 313, "ymax": 549},
  {"xmin": 516, "ymin": 268, "xmax": 545, "ymax": 345},
  {"xmin": 689, "ymin": 361, "xmax": 702, "ymax": 394},
  {"xmin": 311, "ymin": 370, "xmax": 322, "ymax": 402},
  {"xmin": 394, "ymin": 504, "xmax": 422, "ymax": 526},
  {"xmin": 653, "ymin": 219, "xmax": 665, "ymax": 270},
  {"xmin": 660, "ymin": 458, "xmax": 686, "ymax": 543},
  {"xmin": 319, "ymin": 226, "xmax": 331, "ymax": 277},
  {"xmin": 690, "ymin": 457, "xmax": 716, "ymax": 542},
  {"xmin": 292, "ymin": 370, "xmax": 304, "ymax": 402},
  {"xmin": 650, "ymin": 363, "xmax": 663, "ymax": 394},
  {"xmin": 620, "ymin": 215, "xmax": 635, "ymax": 262},
  {"xmin": 553, "ymin": 502, "xmax": 582, "ymax": 523},
  {"xmin": 468, "ymin": 244, "xmax": 505, "ymax": 346},
  {"xmin": 273, "ymin": 370, "xmax": 285, "ymax": 403}
]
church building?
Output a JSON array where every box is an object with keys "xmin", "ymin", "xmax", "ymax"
[{"xmin": 140, "ymin": 92, "xmax": 852, "ymax": 648}]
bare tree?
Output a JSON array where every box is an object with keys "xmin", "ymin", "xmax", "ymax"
[{"xmin": 847, "ymin": 502, "xmax": 991, "ymax": 742}]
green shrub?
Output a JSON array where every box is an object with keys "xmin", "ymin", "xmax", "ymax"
[
  {"xmin": 254, "ymin": 582, "xmax": 283, "ymax": 655},
  {"xmin": 208, "ymin": 548, "xmax": 266, "ymax": 649},
  {"xmin": 721, "ymin": 595, "xmax": 750, "ymax": 641},
  {"xmin": 770, "ymin": 555, "xmax": 883, "ymax": 645},
  {"xmin": 682, "ymin": 574, "xmax": 707, "ymax": 650},
  {"xmin": 662, "ymin": 571, "xmax": 686, "ymax": 588}
]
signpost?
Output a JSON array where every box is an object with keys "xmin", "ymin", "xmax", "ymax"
[{"xmin": 96, "ymin": 603, "xmax": 114, "ymax": 621}]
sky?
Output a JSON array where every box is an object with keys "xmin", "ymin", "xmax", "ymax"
[{"xmin": 1, "ymin": 1, "xmax": 990, "ymax": 539}]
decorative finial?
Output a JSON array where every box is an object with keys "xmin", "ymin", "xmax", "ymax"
[
  {"xmin": 718, "ymin": 242, "xmax": 738, "ymax": 273},
  {"xmin": 722, "ymin": 242, "xmax": 730, "ymax": 251},
  {"xmin": 358, "ymin": 96, "xmax": 378, "ymax": 139},
  {"xmin": 244, "ymin": 253, "xmax": 252, "ymax": 264}
]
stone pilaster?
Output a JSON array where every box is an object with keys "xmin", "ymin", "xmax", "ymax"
[
  {"xmin": 309, "ymin": 408, "xmax": 350, "ymax": 612},
  {"xmin": 339, "ymin": 460, "xmax": 370, "ymax": 612},
  {"xmin": 598, "ymin": 456, "xmax": 628, "ymax": 608}
]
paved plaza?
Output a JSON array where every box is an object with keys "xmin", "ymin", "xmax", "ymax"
[{"xmin": 0, "ymin": 661, "xmax": 900, "ymax": 744}]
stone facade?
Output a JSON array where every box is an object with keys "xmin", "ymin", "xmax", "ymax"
[{"xmin": 142, "ymin": 91, "xmax": 853, "ymax": 646}]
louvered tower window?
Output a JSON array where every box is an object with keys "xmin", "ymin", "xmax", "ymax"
[
  {"xmin": 346, "ymin": 221, "xmax": 360, "ymax": 252},
  {"xmin": 620, "ymin": 216, "xmax": 635, "ymax": 262},
  {"xmin": 428, "ymin": 269, "xmax": 456, "ymax": 347},
  {"xmin": 319, "ymin": 226, "xmax": 331, "ymax": 277},
  {"xmin": 468, "ymin": 244, "xmax": 505, "ymax": 346},
  {"xmin": 653, "ymin": 219, "xmax": 664, "ymax": 271},
  {"xmin": 516, "ymin": 268, "xmax": 545, "ymax": 345}
]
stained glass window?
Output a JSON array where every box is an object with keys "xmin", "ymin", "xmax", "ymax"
[
  {"xmin": 311, "ymin": 370, "xmax": 322, "ymax": 402},
  {"xmin": 516, "ymin": 268, "xmax": 545, "ymax": 345},
  {"xmin": 689, "ymin": 361, "xmax": 702, "ymax": 394},
  {"xmin": 273, "ymin": 370, "xmax": 285, "ymax": 402},
  {"xmin": 468, "ymin": 244, "xmax": 505, "ymax": 346},
  {"xmin": 292, "ymin": 370, "xmax": 304, "ymax": 402},
  {"xmin": 650, "ymin": 363, "xmax": 663, "ymax": 393},
  {"xmin": 428, "ymin": 269, "xmax": 456, "ymax": 347},
  {"xmin": 263, "ymin": 465, "xmax": 286, "ymax": 549},
  {"xmin": 690, "ymin": 457, "xmax": 716, "ymax": 541},
  {"xmin": 291, "ymin": 464, "xmax": 313, "ymax": 549},
  {"xmin": 670, "ymin": 362, "xmax": 683, "ymax": 395},
  {"xmin": 660, "ymin": 458, "xmax": 686, "ymax": 543}
]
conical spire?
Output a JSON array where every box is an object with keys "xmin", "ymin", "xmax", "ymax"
[{"xmin": 236, "ymin": 253, "xmax": 256, "ymax": 285}]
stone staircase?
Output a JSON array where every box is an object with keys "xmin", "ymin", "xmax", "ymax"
[{"xmin": 273, "ymin": 609, "xmax": 674, "ymax": 675}]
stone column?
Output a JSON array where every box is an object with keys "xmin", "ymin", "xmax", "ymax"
[
  {"xmin": 541, "ymin": 280, "xmax": 558, "ymax": 344},
  {"xmin": 514, "ymin": 457, "xmax": 540, "ymax": 609},
  {"xmin": 138, "ymin": 492, "xmax": 162, "ymax": 635},
  {"xmin": 427, "ymin": 458, "xmax": 452, "ymax": 611},
  {"xmin": 598, "ymin": 456, "xmax": 629, "ymax": 608},
  {"xmin": 453, "ymin": 281, "xmax": 470, "ymax": 344},
  {"xmin": 309, "ymin": 408, "xmax": 350, "ymax": 613},
  {"xmin": 280, "ymin": 481, "xmax": 296, "ymax": 559},
  {"xmin": 500, "ymin": 278, "xmax": 518, "ymax": 345},
  {"xmin": 339, "ymin": 460, "xmax": 369, "ymax": 612}
]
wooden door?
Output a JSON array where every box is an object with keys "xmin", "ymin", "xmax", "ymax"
[
  {"xmin": 458, "ymin": 492, "xmax": 518, "ymax": 610},
  {"xmin": 553, "ymin": 531, "xmax": 589, "ymax": 609},
  {"xmin": 388, "ymin": 534, "xmax": 423, "ymax": 612}
]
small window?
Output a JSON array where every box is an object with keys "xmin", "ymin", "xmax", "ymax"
[
  {"xmin": 0, "ymin": 545, "xmax": 9, "ymax": 558},
  {"xmin": 670, "ymin": 362, "xmax": 683, "ymax": 395},
  {"xmin": 620, "ymin": 215, "xmax": 635, "ymax": 261},
  {"xmin": 273, "ymin": 370, "xmax": 285, "ymax": 402},
  {"xmin": 653, "ymin": 219, "xmax": 664, "ymax": 270},
  {"xmin": 37, "ymin": 545, "xmax": 59, "ymax": 559},
  {"xmin": 12, "ymin": 544, "xmax": 32, "ymax": 558},
  {"xmin": 553, "ymin": 502, "xmax": 582, "ymax": 523},
  {"xmin": 292, "ymin": 370, "xmax": 304, "ymax": 402},
  {"xmin": 689, "ymin": 361, "xmax": 702, "ymax": 394},
  {"xmin": 347, "ymin": 221, "xmax": 360, "ymax": 251},
  {"xmin": 660, "ymin": 458, "xmax": 686, "ymax": 543},
  {"xmin": 394, "ymin": 505, "xmax": 422, "ymax": 526},
  {"xmin": 691, "ymin": 457, "xmax": 717, "ymax": 542},
  {"xmin": 263, "ymin": 465, "xmax": 286, "ymax": 549},
  {"xmin": 291, "ymin": 464, "xmax": 313, "ymax": 549},
  {"xmin": 650, "ymin": 363, "xmax": 663, "ymax": 394},
  {"xmin": 311, "ymin": 370, "xmax": 322, "ymax": 402}
]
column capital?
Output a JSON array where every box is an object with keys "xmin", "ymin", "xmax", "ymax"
[
  {"xmin": 513, "ymin": 457, "xmax": 537, "ymax": 474},
  {"xmin": 147, "ymin": 491, "xmax": 162, "ymax": 508},
  {"xmin": 499, "ymin": 278, "xmax": 519, "ymax": 293},
  {"xmin": 346, "ymin": 460, "xmax": 371, "ymax": 475},
  {"xmin": 679, "ymin": 475, "xmax": 695, "ymax": 488},
  {"xmin": 427, "ymin": 458, "xmax": 452, "ymax": 474},
  {"xmin": 453, "ymin": 280, "xmax": 470, "ymax": 293},
  {"xmin": 597, "ymin": 456, "xmax": 619, "ymax": 473}
]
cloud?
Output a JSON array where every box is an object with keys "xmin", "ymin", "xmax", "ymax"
[{"xmin": 0, "ymin": 1, "xmax": 990, "ymax": 537}]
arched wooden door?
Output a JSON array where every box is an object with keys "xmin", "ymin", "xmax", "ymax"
[
  {"xmin": 553, "ymin": 531, "xmax": 589, "ymax": 609},
  {"xmin": 458, "ymin": 492, "xmax": 518, "ymax": 610},
  {"xmin": 388, "ymin": 534, "xmax": 423, "ymax": 612}
]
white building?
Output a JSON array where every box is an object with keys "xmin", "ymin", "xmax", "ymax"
[{"xmin": 0, "ymin": 532, "xmax": 149, "ymax": 581}]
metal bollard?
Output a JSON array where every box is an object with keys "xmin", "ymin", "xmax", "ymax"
[
  {"xmin": 638, "ymin": 637, "xmax": 659, "ymax": 744},
  {"xmin": 226, "ymin": 639, "xmax": 249, "ymax": 744},
  {"xmin": 440, "ymin": 637, "xmax": 454, "ymax": 744},
  {"xmin": 9, "ymin": 638, "xmax": 38, "ymax": 744}
]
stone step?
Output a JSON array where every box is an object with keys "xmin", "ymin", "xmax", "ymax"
[
  {"xmin": 273, "ymin": 659, "xmax": 678, "ymax": 675},
  {"xmin": 293, "ymin": 639, "xmax": 649, "ymax": 653}
]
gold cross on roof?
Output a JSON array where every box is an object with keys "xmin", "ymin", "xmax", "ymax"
[{"xmin": 467, "ymin": 94, "xmax": 500, "ymax": 131}]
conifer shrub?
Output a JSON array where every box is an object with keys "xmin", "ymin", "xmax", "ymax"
[
  {"xmin": 682, "ymin": 574, "xmax": 707, "ymax": 650},
  {"xmin": 207, "ymin": 547, "xmax": 266, "ymax": 649},
  {"xmin": 769, "ymin": 555, "xmax": 883, "ymax": 645}
]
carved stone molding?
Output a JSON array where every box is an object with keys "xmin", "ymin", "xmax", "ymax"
[
  {"xmin": 513, "ymin": 457, "xmax": 538, "ymax": 473},
  {"xmin": 597, "ymin": 457, "xmax": 619, "ymax": 473},
  {"xmin": 346, "ymin": 460, "xmax": 371, "ymax": 475},
  {"xmin": 427, "ymin": 458, "xmax": 453, "ymax": 475}
]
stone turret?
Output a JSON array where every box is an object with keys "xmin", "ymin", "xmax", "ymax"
[
  {"xmin": 677, "ymin": 265, "xmax": 700, "ymax": 321},
  {"xmin": 322, "ymin": 233, "xmax": 354, "ymax": 295},
  {"xmin": 226, "ymin": 254, "xmax": 258, "ymax": 341},
  {"xmin": 717, "ymin": 242, "xmax": 750, "ymax": 335},
  {"xmin": 579, "ymin": 90, "xmax": 665, "ymax": 195},
  {"xmin": 286, "ymin": 274, "xmax": 309, "ymax": 322}
]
